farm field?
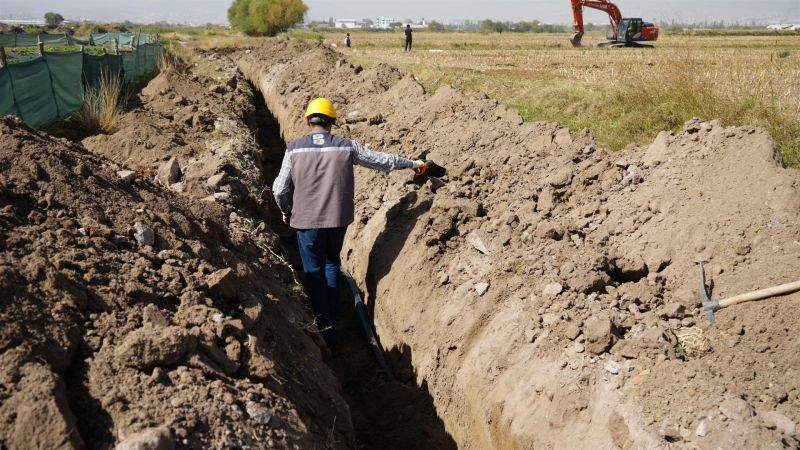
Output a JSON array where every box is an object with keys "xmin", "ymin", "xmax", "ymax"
[{"xmin": 322, "ymin": 31, "xmax": 800, "ymax": 164}]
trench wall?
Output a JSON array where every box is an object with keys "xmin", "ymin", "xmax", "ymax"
[{"xmin": 235, "ymin": 41, "xmax": 653, "ymax": 449}]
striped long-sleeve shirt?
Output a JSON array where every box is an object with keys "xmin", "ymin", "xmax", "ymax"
[{"xmin": 272, "ymin": 130, "xmax": 413, "ymax": 229}]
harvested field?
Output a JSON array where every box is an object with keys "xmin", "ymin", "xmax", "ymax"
[
  {"xmin": 1, "ymin": 33, "xmax": 799, "ymax": 450},
  {"xmin": 329, "ymin": 31, "xmax": 800, "ymax": 165}
]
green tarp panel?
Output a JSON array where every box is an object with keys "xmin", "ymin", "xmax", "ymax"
[
  {"xmin": 6, "ymin": 50, "xmax": 41, "ymax": 64},
  {"xmin": 121, "ymin": 44, "xmax": 159, "ymax": 81},
  {"xmin": 0, "ymin": 68, "xmax": 19, "ymax": 119},
  {"xmin": 143, "ymin": 43, "xmax": 163, "ymax": 77},
  {"xmin": 0, "ymin": 33, "xmax": 70, "ymax": 48},
  {"xmin": 0, "ymin": 35, "xmax": 161, "ymax": 128},
  {"xmin": 119, "ymin": 34, "xmax": 134, "ymax": 47},
  {"xmin": 89, "ymin": 33, "xmax": 108, "ymax": 45},
  {"xmin": 40, "ymin": 34, "xmax": 69, "ymax": 45},
  {"xmin": 67, "ymin": 36, "xmax": 90, "ymax": 46},
  {"xmin": 121, "ymin": 51, "xmax": 137, "ymax": 81},
  {"xmin": 89, "ymin": 32, "xmax": 148, "ymax": 47},
  {"xmin": 83, "ymin": 53, "xmax": 123, "ymax": 89},
  {"xmin": 12, "ymin": 34, "xmax": 37, "ymax": 47},
  {"xmin": 140, "ymin": 44, "xmax": 155, "ymax": 78},
  {"xmin": 5, "ymin": 58, "xmax": 59, "ymax": 128},
  {"xmin": 137, "ymin": 33, "xmax": 152, "ymax": 45},
  {"xmin": 0, "ymin": 32, "xmax": 155, "ymax": 48},
  {"xmin": 45, "ymin": 52, "xmax": 83, "ymax": 119}
]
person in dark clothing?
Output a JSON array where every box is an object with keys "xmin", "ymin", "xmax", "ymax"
[
  {"xmin": 404, "ymin": 24, "xmax": 413, "ymax": 51},
  {"xmin": 344, "ymin": 32, "xmax": 351, "ymax": 48}
]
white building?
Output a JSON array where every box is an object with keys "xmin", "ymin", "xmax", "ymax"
[
  {"xmin": 375, "ymin": 17, "xmax": 395, "ymax": 29},
  {"xmin": 767, "ymin": 24, "xmax": 800, "ymax": 30},
  {"xmin": 0, "ymin": 19, "xmax": 46, "ymax": 25},
  {"xmin": 335, "ymin": 19, "xmax": 361, "ymax": 29}
]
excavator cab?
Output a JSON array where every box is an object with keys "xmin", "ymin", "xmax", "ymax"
[
  {"xmin": 617, "ymin": 18, "xmax": 659, "ymax": 43},
  {"xmin": 601, "ymin": 17, "xmax": 659, "ymax": 47},
  {"xmin": 618, "ymin": 18, "xmax": 642, "ymax": 41}
]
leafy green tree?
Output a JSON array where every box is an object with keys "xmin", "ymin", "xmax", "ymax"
[
  {"xmin": 44, "ymin": 12, "xmax": 65, "ymax": 27},
  {"xmin": 428, "ymin": 21, "xmax": 446, "ymax": 32},
  {"xmin": 480, "ymin": 19, "xmax": 507, "ymax": 33},
  {"xmin": 228, "ymin": 0, "xmax": 308, "ymax": 36}
]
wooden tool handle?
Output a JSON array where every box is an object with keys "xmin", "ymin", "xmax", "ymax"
[{"xmin": 719, "ymin": 280, "xmax": 800, "ymax": 308}]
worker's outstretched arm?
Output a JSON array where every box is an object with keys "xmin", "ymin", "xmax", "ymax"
[
  {"xmin": 351, "ymin": 140, "xmax": 420, "ymax": 172},
  {"xmin": 272, "ymin": 151, "xmax": 293, "ymax": 218}
]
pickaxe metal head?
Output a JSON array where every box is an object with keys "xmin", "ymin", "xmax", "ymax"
[{"xmin": 699, "ymin": 262, "xmax": 721, "ymax": 324}]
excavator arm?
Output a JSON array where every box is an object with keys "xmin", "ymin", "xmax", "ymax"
[{"xmin": 570, "ymin": 0, "xmax": 623, "ymax": 46}]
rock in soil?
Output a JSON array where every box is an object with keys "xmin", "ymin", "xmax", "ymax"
[
  {"xmin": 157, "ymin": 156, "xmax": 181, "ymax": 186},
  {"xmin": 115, "ymin": 426, "xmax": 174, "ymax": 450}
]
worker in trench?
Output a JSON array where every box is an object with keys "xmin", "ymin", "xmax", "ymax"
[{"xmin": 272, "ymin": 98, "xmax": 426, "ymax": 349}]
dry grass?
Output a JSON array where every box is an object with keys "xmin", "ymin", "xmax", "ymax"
[
  {"xmin": 675, "ymin": 327, "xmax": 711, "ymax": 358},
  {"xmin": 333, "ymin": 31, "xmax": 800, "ymax": 165},
  {"xmin": 74, "ymin": 71, "xmax": 125, "ymax": 134},
  {"xmin": 159, "ymin": 38, "xmax": 194, "ymax": 71}
]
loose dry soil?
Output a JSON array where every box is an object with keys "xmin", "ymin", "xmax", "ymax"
[
  {"xmin": 0, "ymin": 51, "xmax": 353, "ymax": 449},
  {"xmin": 1, "ymin": 38, "xmax": 799, "ymax": 450},
  {"xmin": 236, "ymin": 40, "xmax": 800, "ymax": 449}
]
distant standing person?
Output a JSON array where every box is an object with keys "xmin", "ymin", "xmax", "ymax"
[
  {"xmin": 344, "ymin": 32, "xmax": 351, "ymax": 48},
  {"xmin": 404, "ymin": 24, "xmax": 413, "ymax": 51}
]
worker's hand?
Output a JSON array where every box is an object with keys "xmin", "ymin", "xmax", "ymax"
[
  {"xmin": 417, "ymin": 160, "xmax": 446, "ymax": 178},
  {"xmin": 282, "ymin": 213, "xmax": 291, "ymax": 225},
  {"xmin": 412, "ymin": 160, "xmax": 427, "ymax": 175}
]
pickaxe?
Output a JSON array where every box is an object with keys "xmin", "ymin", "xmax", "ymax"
[{"xmin": 699, "ymin": 262, "xmax": 800, "ymax": 324}]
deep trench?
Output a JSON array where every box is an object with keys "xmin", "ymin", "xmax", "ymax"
[{"xmin": 248, "ymin": 86, "xmax": 457, "ymax": 450}]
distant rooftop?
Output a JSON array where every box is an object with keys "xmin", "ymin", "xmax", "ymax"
[{"xmin": 0, "ymin": 19, "xmax": 46, "ymax": 25}]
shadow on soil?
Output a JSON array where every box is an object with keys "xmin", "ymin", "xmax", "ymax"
[{"xmin": 249, "ymin": 86, "xmax": 455, "ymax": 450}]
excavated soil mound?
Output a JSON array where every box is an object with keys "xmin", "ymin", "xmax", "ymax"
[
  {"xmin": 236, "ymin": 41, "xmax": 800, "ymax": 449},
  {"xmin": 0, "ymin": 58, "xmax": 354, "ymax": 448}
]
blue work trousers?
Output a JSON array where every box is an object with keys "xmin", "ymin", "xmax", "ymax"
[{"xmin": 296, "ymin": 227, "xmax": 347, "ymax": 348}]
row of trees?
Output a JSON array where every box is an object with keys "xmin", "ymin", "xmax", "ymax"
[
  {"xmin": 421, "ymin": 20, "xmax": 590, "ymax": 33},
  {"xmin": 474, "ymin": 20, "xmax": 570, "ymax": 33}
]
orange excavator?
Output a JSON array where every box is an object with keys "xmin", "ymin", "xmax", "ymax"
[{"xmin": 570, "ymin": 0, "xmax": 659, "ymax": 47}]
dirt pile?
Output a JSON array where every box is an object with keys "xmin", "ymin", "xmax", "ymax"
[
  {"xmin": 0, "ymin": 52, "xmax": 354, "ymax": 449},
  {"xmin": 236, "ymin": 40, "xmax": 800, "ymax": 449},
  {"xmin": 83, "ymin": 52, "xmax": 264, "ymax": 214}
]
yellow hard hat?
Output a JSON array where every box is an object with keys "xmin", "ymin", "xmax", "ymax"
[{"xmin": 304, "ymin": 97, "xmax": 337, "ymax": 119}]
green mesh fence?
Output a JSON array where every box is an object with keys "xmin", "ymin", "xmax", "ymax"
[
  {"xmin": 83, "ymin": 53, "xmax": 123, "ymax": 89},
  {"xmin": 0, "ymin": 33, "xmax": 70, "ymax": 47},
  {"xmin": 2, "ymin": 58, "xmax": 60, "ymax": 127},
  {"xmin": 0, "ymin": 41, "xmax": 163, "ymax": 128},
  {"xmin": 69, "ymin": 36, "xmax": 91, "ymax": 46},
  {"xmin": 0, "ymin": 32, "xmax": 153, "ymax": 48},
  {"xmin": 90, "ymin": 32, "xmax": 152, "ymax": 46},
  {"xmin": 46, "ymin": 52, "xmax": 84, "ymax": 120}
]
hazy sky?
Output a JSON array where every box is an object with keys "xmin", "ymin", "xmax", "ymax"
[{"xmin": 1, "ymin": 0, "xmax": 798, "ymax": 25}]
